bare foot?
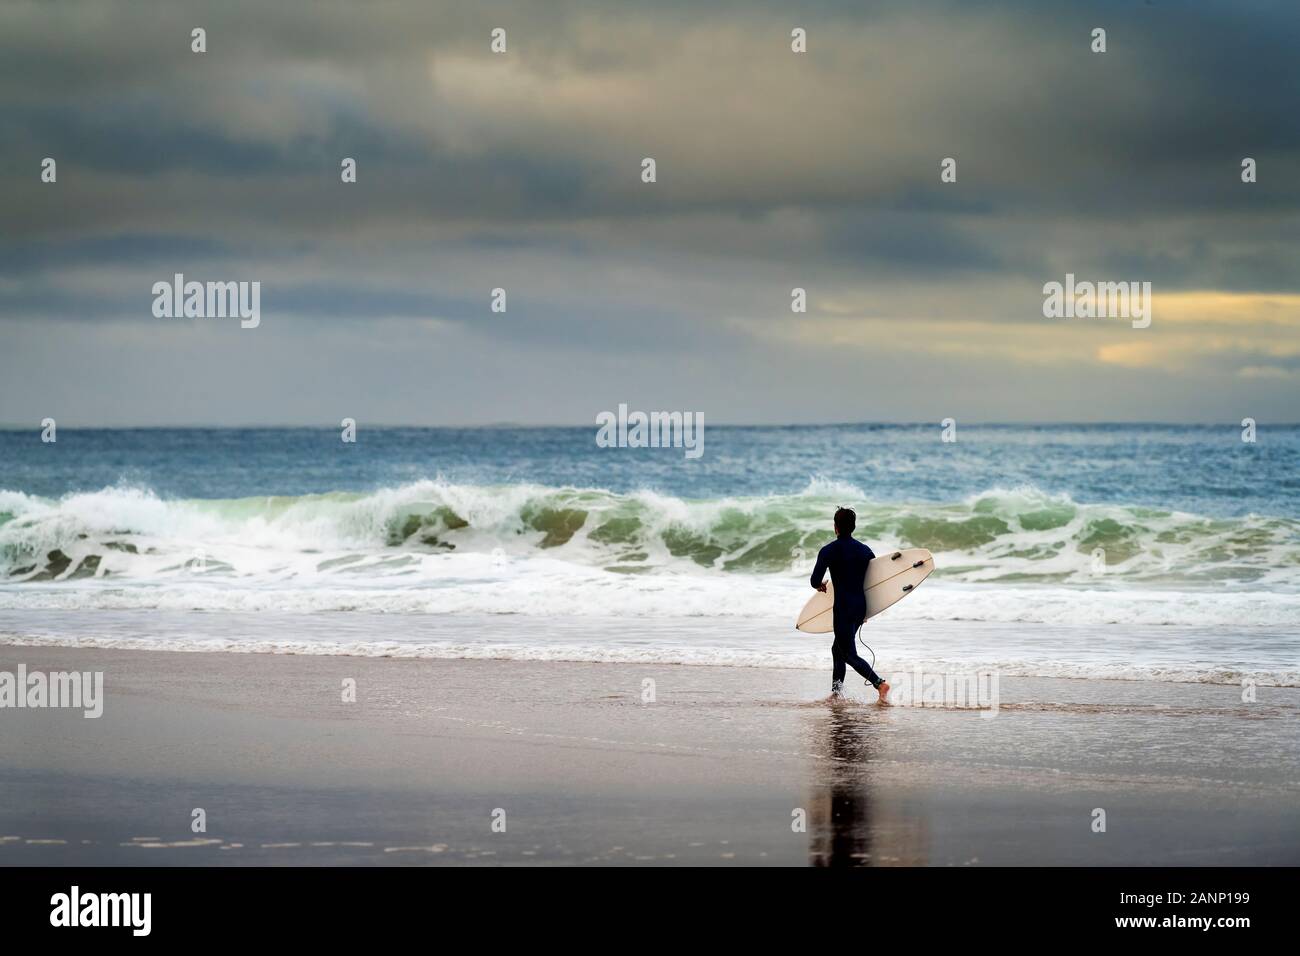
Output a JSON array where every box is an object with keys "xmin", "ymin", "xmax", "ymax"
[{"xmin": 877, "ymin": 680, "xmax": 891, "ymax": 704}]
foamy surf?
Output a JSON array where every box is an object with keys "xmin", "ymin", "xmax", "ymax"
[
  {"xmin": 1, "ymin": 611, "xmax": 1295, "ymax": 687},
  {"xmin": 2, "ymin": 480, "xmax": 1297, "ymax": 595},
  {"xmin": 2, "ymin": 578, "xmax": 1299, "ymax": 629},
  {"xmin": 2, "ymin": 464, "xmax": 1297, "ymax": 685}
]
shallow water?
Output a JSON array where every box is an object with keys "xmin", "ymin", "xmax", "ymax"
[{"xmin": 2, "ymin": 610, "xmax": 1296, "ymax": 687}]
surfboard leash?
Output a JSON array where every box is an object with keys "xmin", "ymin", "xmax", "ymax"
[{"xmin": 856, "ymin": 623, "xmax": 876, "ymax": 668}]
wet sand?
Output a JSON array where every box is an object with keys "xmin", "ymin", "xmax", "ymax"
[{"xmin": 1, "ymin": 646, "xmax": 1297, "ymax": 865}]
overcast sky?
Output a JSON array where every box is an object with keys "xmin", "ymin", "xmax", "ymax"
[{"xmin": 2, "ymin": 0, "xmax": 1298, "ymax": 425}]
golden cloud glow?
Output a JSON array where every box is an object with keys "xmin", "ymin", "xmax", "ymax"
[{"xmin": 1152, "ymin": 291, "xmax": 1300, "ymax": 326}]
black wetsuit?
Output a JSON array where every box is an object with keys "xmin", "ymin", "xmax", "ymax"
[{"xmin": 811, "ymin": 536, "xmax": 883, "ymax": 690}]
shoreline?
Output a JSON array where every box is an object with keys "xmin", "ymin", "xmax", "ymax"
[
  {"xmin": 3, "ymin": 645, "xmax": 1298, "ymax": 866},
  {"xmin": 3, "ymin": 609, "xmax": 1295, "ymax": 687},
  {"xmin": 0, "ymin": 633, "xmax": 1278, "ymax": 688}
]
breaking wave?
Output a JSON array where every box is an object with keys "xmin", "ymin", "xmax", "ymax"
[{"xmin": 0, "ymin": 480, "xmax": 1297, "ymax": 626}]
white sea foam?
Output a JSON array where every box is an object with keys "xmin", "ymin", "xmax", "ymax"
[
  {"xmin": 1, "ymin": 574, "xmax": 1298, "ymax": 631},
  {"xmin": 2, "ymin": 482, "xmax": 1297, "ymax": 628}
]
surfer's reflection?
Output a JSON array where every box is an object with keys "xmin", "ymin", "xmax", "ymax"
[{"xmin": 807, "ymin": 705, "xmax": 876, "ymax": 867}]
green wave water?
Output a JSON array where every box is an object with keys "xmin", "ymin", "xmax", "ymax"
[{"xmin": 1, "ymin": 482, "xmax": 1296, "ymax": 588}]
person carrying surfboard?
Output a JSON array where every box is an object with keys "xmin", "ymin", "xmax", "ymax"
[{"xmin": 810, "ymin": 507, "xmax": 890, "ymax": 702}]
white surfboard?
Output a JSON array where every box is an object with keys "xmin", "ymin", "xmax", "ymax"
[{"xmin": 796, "ymin": 548, "xmax": 934, "ymax": 633}]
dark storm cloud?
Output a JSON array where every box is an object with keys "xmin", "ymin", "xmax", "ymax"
[
  {"xmin": 4, "ymin": 104, "xmax": 281, "ymax": 176},
  {"xmin": 4, "ymin": 0, "xmax": 1297, "ymax": 230},
  {"xmin": 0, "ymin": 234, "xmax": 232, "ymax": 275},
  {"xmin": 821, "ymin": 211, "xmax": 1013, "ymax": 276}
]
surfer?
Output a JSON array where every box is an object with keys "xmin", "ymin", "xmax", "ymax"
[{"xmin": 811, "ymin": 507, "xmax": 890, "ymax": 702}]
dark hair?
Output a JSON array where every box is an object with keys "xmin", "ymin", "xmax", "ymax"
[{"xmin": 834, "ymin": 506, "xmax": 856, "ymax": 535}]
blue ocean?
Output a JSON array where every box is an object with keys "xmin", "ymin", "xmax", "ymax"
[{"xmin": 1, "ymin": 424, "xmax": 1297, "ymax": 684}]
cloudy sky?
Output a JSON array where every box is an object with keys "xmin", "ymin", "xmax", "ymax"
[{"xmin": 2, "ymin": 0, "xmax": 1298, "ymax": 425}]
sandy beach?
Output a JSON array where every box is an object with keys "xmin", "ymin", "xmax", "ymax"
[{"xmin": 2, "ymin": 644, "xmax": 1297, "ymax": 866}]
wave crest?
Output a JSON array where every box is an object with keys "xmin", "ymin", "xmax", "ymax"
[{"xmin": 0, "ymin": 480, "xmax": 1297, "ymax": 590}]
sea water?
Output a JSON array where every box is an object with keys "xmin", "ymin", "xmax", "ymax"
[{"xmin": 1, "ymin": 424, "xmax": 1296, "ymax": 684}]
